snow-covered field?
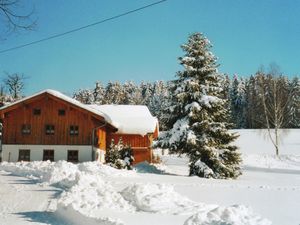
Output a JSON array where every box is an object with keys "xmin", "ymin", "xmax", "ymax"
[{"xmin": 0, "ymin": 129, "xmax": 299, "ymax": 225}]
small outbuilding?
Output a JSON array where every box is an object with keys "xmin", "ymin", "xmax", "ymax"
[
  {"xmin": 0, "ymin": 89, "xmax": 158, "ymax": 164},
  {"xmin": 90, "ymin": 105, "xmax": 159, "ymax": 163}
]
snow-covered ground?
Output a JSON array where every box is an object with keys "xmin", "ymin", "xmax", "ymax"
[{"xmin": 0, "ymin": 129, "xmax": 299, "ymax": 225}]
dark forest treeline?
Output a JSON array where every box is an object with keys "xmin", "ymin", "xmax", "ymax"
[{"xmin": 73, "ymin": 73, "xmax": 300, "ymax": 130}]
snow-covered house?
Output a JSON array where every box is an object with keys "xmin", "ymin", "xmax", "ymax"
[{"xmin": 0, "ymin": 89, "xmax": 158, "ymax": 163}]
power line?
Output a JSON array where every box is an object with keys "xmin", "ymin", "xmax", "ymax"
[{"xmin": 0, "ymin": 0, "xmax": 167, "ymax": 54}]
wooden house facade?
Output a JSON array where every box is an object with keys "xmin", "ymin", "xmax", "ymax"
[{"xmin": 0, "ymin": 90, "xmax": 158, "ymax": 164}]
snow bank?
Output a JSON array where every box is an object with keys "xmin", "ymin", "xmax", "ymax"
[
  {"xmin": 184, "ymin": 205, "xmax": 271, "ymax": 225},
  {"xmin": 0, "ymin": 161, "xmax": 138, "ymax": 213},
  {"xmin": 121, "ymin": 183, "xmax": 216, "ymax": 215},
  {"xmin": 0, "ymin": 161, "xmax": 135, "ymax": 223},
  {"xmin": 55, "ymin": 203, "xmax": 125, "ymax": 225},
  {"xmin": 0, "ymin": 160, "xmax": 272, "ymax": 224},
  {"xmin": 0, "ymin": 160, "xmax": 80, "ymax": 188},
  {"xmin": 0, "ymin": 161, "xmax": 136, "ymax": 184},
  {"xmin": 78, "ymin": 162, "xmax": 137, "ymax": 178},
  {"xmin": 58, "ymin": 172, "xmax": 135, "ymax": 215}
]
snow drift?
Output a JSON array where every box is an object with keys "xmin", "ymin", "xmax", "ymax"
[
  {"xmin": 184, "ymin": 205, "xmax": 271, "ymax": 225},
  {"xmin": 121, "ymin": 183, "xmax": 216, "ymax": 215},
  {"xmin": 0, "ymin": 160, "xmax": 272, "ymax": 225}
]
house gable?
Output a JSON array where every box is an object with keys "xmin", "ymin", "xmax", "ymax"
[{"xmin": 0, "ymin": 92, "xmax": 115, "ymax": 146}]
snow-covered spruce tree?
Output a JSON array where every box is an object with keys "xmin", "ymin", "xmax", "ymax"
[
  {"xmin": 148, "ymin": 81, "xmax": 171, "ymax": 130},
  {"xmin": 230, "ymin": 75, "xmax": 247, "ymax": 128},
  {"xmin": 140, "ymin": 81, "xmax": 154, "ymax": 106},
  {"xmin": 123, "ymin": 81, "xmax": 142, "ymax": 105},
  {"xmin": 288, "ymin": 77, "xmax": 300, "ymax": 128},
  {"xmin": 105, "ymin": 138, "xmax": 134, "ymax": 170},
  {"xmin": 104, "ymin": 81, "xmax": 125, "ymax": 104},
  {"xmin": 156, "ymin": 33, "xmax": 242, "ymax": 179},
  {"xmin": 93, "ymin": 81, "xmax": 106, "ymax": 104},
  {"xmin": 73, "ymin": 89, "xmax": 94, "ymax": 104}
]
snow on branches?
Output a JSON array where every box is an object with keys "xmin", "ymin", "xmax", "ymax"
[{"xmin": 156, "ymin": 33, "xmax": 242, "ymax": 179}]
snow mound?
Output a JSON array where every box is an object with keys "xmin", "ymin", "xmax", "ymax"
[
  {"xmin": 0, "ymin": 160, "xmax": 79, "ymax": 188},
  {"xmin": 78, "ymin": 162, "xmax": 137, "ymax": 178},
  {"xmin": 243, "ymin": 154, "xmax": 300, "ymax": 170},
  {"xmin": 0, "ymin": 160, "xmax": 272, "ymax": 224},
  {"xmin": 184, "ymin": 205, "xmax": 271, "ymax": 225},
  {"xmin": 43, "ymin": 161, "xmax": 79, "ymax": 188},
  {"xmin": 0, "ymin": 160, "xmax": 53, "ymax": 180},
  {"xmin": 0, "ymin": 161, "xmax": 136, "ymax": 186},
  {"xmin": 55, "ymin": 203, "xmax": 125, "ymax": 225},
  {"xmin": 121, "ymin": 183, "xmax": 215, "ymax": 215},
  {"xmin": 58, "ymin": 172, "xmax": 135, "ymax": 215},
  {"xmin": 0, "ymin": 161, "xmax": 137, "ymax": 218}
]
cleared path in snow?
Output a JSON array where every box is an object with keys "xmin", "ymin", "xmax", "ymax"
[{"xmin": 0, "ymin": 171, "xmax": 66, "ymax": 225}]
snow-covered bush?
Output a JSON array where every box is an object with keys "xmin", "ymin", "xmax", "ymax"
[{"xmin": 105, "ymin": 138, "xmax": 134, "ymax": 170}]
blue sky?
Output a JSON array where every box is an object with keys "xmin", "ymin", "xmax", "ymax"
[{"xmin": 0, "ymin": 0, "xmax": 299, "ymax": 95}]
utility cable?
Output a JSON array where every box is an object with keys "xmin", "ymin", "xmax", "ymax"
[{"xmin": 0, "ymin": 0, "xmax": 167, "ymax": 54}]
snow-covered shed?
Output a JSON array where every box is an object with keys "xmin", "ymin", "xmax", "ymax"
[
  {"xmin": 0, "ymin": 89, "xmax": 158, "ymax": 164},
  {"xmin": 90, "ymin": 105, "xmax": 159, "ymax": 163}
]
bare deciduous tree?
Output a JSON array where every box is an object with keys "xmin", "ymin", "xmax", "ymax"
[
  {"xmin": 256, "ymin": 64, "xmax": 292, "ymax": 155},
  {"xmin": 0, "ymin": 0, "xmax": 36, "ymax": 36},
  {"xmin": 3, "ymin": 72, "xmax": 26, "ymax": 100}
]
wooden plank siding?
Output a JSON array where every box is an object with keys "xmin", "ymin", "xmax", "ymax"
[
  {"xmin": 106, "ymin": 133, "xmax": 151, "ymax": 149},
  {"xmin": 96, "ymin": 128, "xmax": 106, "ymax": 150},
  {"xmin": 106, "ymin": 133, "xmax": 153, "ymax": 163},
  {"xmin": 0, "ymin": 91, "xmax": 156, "ymax": 164},
  {"xmin": 1, "ymin": 93, "xmax": 108, "ymax": 146}
]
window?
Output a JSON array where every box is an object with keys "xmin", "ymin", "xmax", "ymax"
[
  {"xmin": 43, "ymin": 150, "xmax": 54, "ymax": 161},
  {"xmin": 58, "ymin": 109, "xmax": 65, "ymax": 116},
  {"xmin": 18, "ymin": 149, "xmax": 30, "ymax": 161},
  {"xmin": 70, "ymin": 125, "xmax": 79, "ymax": 135},
  {"xmin": 33, "ymin": 108, "xmax": 41, "ymax": 115},
  {"xmin": 21, "ymin": 124, "xmax": 31, "ymax": 134},
  {"xmin": 45, "ymin": 124, "xmax": 55, "ymax": 135},
  {"xmin": 68, "ymin": 150, "xmax": 78, "ymax": 163}
]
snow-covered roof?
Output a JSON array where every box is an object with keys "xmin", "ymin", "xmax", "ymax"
[
  {"xmin": 89, "ymin": 105, "xmax": 158, "ymax": 136},
  {"xmin": 0, "ymin": 89, "xmax": 158, "ymax": 136}
]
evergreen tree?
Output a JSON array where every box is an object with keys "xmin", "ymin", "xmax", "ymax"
[
  {"xmin": 105, "ymin": 139, "xmax": 120, "ymax": 167},
  {"xmin": 156, "ymin": 33, "xmax": 241, "ymax": 179},
  {"xmin": 73, "ymin": 89, "xmax": 94, "ymax": 104},
  {"xmin": 140, "ymin": 81, "xmax": 153, "ymax": 106},
  {"xmin": 288, "ymin": 77, "xmax": 300, "ymax": 128},
  {"xmin": 220, "ymin": 74, "xmax": 231, "ymax": 102},
  {"xmin": 148, "ymin": 81, "xmax": 170, "ymax": 130},
  {"xmin": 105, "ymin": 138, "xmax": 134, "ymax": 170},
  {"xmin": 244, "ymin": 75, "xmax": 262, "ymax": 128},
  {"xmin": 158, "ymin": 80, "xmax": 178, "ymax": 131},
  {"xmin": 123, "ymin": 81, "xmax": 142, "ymax": 105},
  {"xmin": 104, "ymin": 81, "xmax": 125, "ymax": 104},
  {"xmin": 230, "ymin": 75, "xmax": 247, "ymax": 128},
  {"xmin": 93, "ymin": 81, "xmax": 105, "ymax": 104}
]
